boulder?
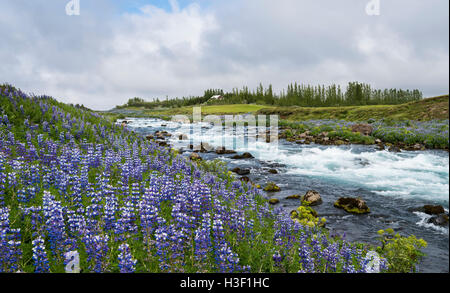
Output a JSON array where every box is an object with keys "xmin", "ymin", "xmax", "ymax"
[
  {"xmin": 231, "ymin": 167, "xmax": 250, "ymax": 176},
  {"xmin": 215, "ymin": 146, "xmax": 237, "ymax": 155},
  {"xmin": 285, "ymin": 194, "xmax": 301, "ymax": 200},
  {"xmin": 178, "ymin": 134, "xmax": 188, "ymax": 140},
  {"xmin": 146, "ymin": 135, "xmax": 154, "ymax": 140},
  {"xmin": 215, "ymin": 147, "xmax": 226, "ymax": 154},
  {"xmin": 351, "ymin": 124, "xmax": 373, "ymax": 136},
  {"xmin": 413, "ymin": 143, "xmax": 425, "ymax": 151},
  {"xmin": 423, "ymin": 205, "xmax": 445, "ymax": 215},
  {"xmin": 427, "ymin": 214, "xmax": 449, "ymax": 226},
  {"xmin": 268, "ymin": 198, "xmax": 280, "ymax": 205},
  {"xmin": 268, "ymin": 169, "xmax": 278, "ymax": 174},
  {"xmin": 334, "ymin": 197, "xmax": 370, "ymax": 214},
  {"xmin": 301, "ymin": 190, "xmax": 322, "ymax": 206},
  {"xmin": 377, "ymin": 143, "xmax": 385, "ymax": 151},
  {"xmin": 155, "ymin": 131, "xmax": 170, "ymax": 140},
  {"xmin": 290, "ymin": 206, "xmax": 325, "ymax": 228},
  {"xmin": 231, "ymin": 152, "xmax": 254, "ymax": 160},
  {"xmin": 264, "ymin": 182, "xmax": 281, "ymax": 192},
  {"xmin": 193, "ymin": 142, "xmax": 213, "ymax": 153},
  {"xmin": 241, "ymin": 152, "xmax": 254, "ymax": 159},
  {"xmin": 388, "ymin": 145, "xmax": 401, "ymax": 152},
  {"xmin": 156, "ymin": 130, "xmax": 171, "ymax": 137},
  {"xmin": 189, "ymin": 153, "xmax": 202, "ymax": 161},
  {"xmin": 202, "ymin": 142, "xmax": 213, "ymax": 152}
]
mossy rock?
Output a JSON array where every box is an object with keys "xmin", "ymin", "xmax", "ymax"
[
  {"xmin": 189, "ymin": 153, "xmax": 202, "ymax": 161},
  {"xmin": 264, "ymin": 182, "xmax": 281, "ymax": 192},
  {"xmin": 334, "ymin": 197, "xmax": 370, "ymax": 214},
  {"xmin": 285, "ymin": 194, "xmax": 301, "ymax": 200},
  {"xmin": 423, "ymin": 205, "xmax": 445, "ymax": 215},
  {"xmin": 290, "ymin": 206, "xmax": 325, "ymax": 228},
  {"xmin": 427, "ymin": 214, "xmax": 449, "ymax": 226},
  {"xmin": 268, "ymin": 198, "xmax": 280, "ymax": 205},
  {"xmin": 301, "ymin": 190, "xmax": 322, "ymax": 206}
]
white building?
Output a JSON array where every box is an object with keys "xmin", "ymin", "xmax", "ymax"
[{"xmin": 209, "ymin": 95, "xmax": 224, "ymax": 100}]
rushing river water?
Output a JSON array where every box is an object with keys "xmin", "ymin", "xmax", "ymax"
[{"xmin": 123, "ymin": 117, "xmax": 449, "ymax": 273}]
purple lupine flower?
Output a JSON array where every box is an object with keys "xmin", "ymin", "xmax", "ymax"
[
  {"xmin": 32, "ymin": 236, "xmax": 50, "ymax": 273},
  {"xmin": 118, "ymin": 243, "xmax": 137, "ymax": 273}
]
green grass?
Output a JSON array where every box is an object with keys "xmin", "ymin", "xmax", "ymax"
[
  {"xmin": 257, "ymin": 95, "xmax": 449, "ymax": 122},
  {"xmin": 115, "ymin": 104, "xmax": 274, "ymax": 116},
  {"xmin": 110, "ymin": 95, "xmax": 448, "ymax": 122}
]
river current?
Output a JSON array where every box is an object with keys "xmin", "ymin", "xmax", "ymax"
[{"xmin": 123, "ymin": 117, "xmax": 449, "ymax": 273}]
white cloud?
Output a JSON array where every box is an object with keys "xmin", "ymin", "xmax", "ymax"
[{"xmin": 0, "ymin": 0, "xmax": 448, "ymax": 110}]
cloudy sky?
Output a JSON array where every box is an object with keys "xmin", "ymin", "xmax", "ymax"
[{"xmin": 0, "ymin": 0, "xmax": 448, "ymax": 110}]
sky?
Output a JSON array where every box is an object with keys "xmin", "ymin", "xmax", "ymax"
[{"xmin": 0, "ymin": 0, "xmax": 448, "ymax": 110}]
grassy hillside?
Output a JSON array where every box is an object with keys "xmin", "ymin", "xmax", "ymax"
[
  {"xmin": 110, "ymin": 95, "xmax": 448, "ymax": 122},
  {"xmin": 257, "ymin": 95, "xmax": 449, "ymax": 122},
  {"xmin": 111, "ymin": 104, "xmax": 273, "ymax": 117}
]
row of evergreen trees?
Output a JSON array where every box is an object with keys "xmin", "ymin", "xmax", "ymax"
[{"xmin": 119, "ymin": 82, "xmax": 422, "ymax": 109}]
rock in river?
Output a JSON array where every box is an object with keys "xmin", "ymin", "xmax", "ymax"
[
  {"xmin": 179, "ymin": 134, "xmax": 188, "ymax": 140},
  {"xmin": 351, "ymin": 124, "xmax": 373, "ymax": 136},
  {"xmin": 264, "ymin": 182, "xmax": 281, "ymax": 192},
  {"xmin": 423, "ymin": 205, "xmax": 445, "ymax": 215},
  {"xmin": 285, "ymin": 194, "xmax": 301, "ymax": 200},
  {"xmin": 301, "ymin": 190, "xmax": 322, "ymax": 206},
  {"xmin": 427, "ymin": 214, "xmax": 449, "ymax": 226},
  {"xmin": 231, "ymin": 167, "xmax": 250, "ymax": 176},
  {"xmin": 189, "ymin": 153, "xmax": 202, "ymax": 161},
  {"xmin": 215, "ymin": 146, "xmax": 237, "ymax": 155},
  {"xmin": 231, "ymin": 152, "xmax": 254, "ymax": 160},
  {"xmin": 334, "ymin": 197, "xmax": 370, "ymax": 214},
  {"xmin": 388, "ymin": 145, "xmax": 401, "ymax": 152},
  {"xmin": 268, "ymin": 198, "xmax": 280, "ymax": 205}
]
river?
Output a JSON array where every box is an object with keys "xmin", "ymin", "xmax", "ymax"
[{"xmin": 123, "ymin": 117, "xmax": 449, "ymax": 273}]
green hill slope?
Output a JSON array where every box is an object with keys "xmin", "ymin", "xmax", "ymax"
[{"xmin": 257, "ymin": 95, "xmax": 449, "ymax": 121}]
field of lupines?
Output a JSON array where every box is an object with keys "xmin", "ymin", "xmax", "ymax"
[
  {"xmin": 280, "ymin": 118, "xmax": 449, "ymax": 149},
  {"xmin": 1, "ymin": 83, "xmax": 431, "ymax": 273}
]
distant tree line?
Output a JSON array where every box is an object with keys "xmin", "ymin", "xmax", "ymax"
[{"xmin": 117, "ymin": 82, "xmax": 422, "ymax": 109}]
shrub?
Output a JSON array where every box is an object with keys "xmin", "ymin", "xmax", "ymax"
[{"xmin": 376, "ymin": 229, "xmax": 427, "ymax": 273}]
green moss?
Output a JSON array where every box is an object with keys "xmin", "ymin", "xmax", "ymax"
[
  {"xmin": 264, "ymin": 182, "xmax": 281, "ymax": 192},
  {"xmin": 285, "ymin": 194, "xmax": 301, "ymax": 200},
  {"xmin": 257, "ymin": 95, "xmax": 449, "ymax": 122},
  {"xmin": 290, "ymin": 206, "xmax": 325, "ymax": 228},
  {"xmin": 334, "ymin": 200, "xmax": 370, "ymax": 214},
  {"xmin": 268, "ymin": 198, "xmax": 280, "ymax": 205}
]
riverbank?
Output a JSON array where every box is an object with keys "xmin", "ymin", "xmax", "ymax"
[
  {"xmin": 119, "ymin": 117, "xmax": 449, "ymax": 272},
  {"xmin": 105, "ymin": 95, "xmax": 449, "ymax": 151}
]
